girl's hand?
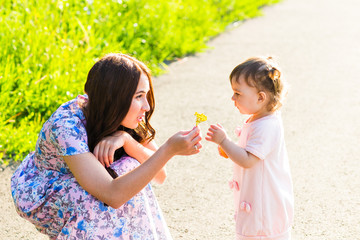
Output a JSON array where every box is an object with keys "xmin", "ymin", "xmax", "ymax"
[
  {"xmin": 94, "ymin": 131, "xmax": 129, "ymax": 167},
  {"xmin": 205, "ymin": 123, "xmax": 227, "ymax": 145},
  {"xmin": 165, "ymin": 126, "xmax": 202, "ymax": 156}
]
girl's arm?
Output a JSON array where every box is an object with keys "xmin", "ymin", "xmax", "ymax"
[
  {"xmin": 206, "ymin": 123, "xmax": 259, "ymax": 168},
  {"xmin": 218, "ymin": 137, "xmax": 259, "ymax": 168},
  {"xmin": 64, "ymin": 127, "xmax": 201, "ymax": 209}
]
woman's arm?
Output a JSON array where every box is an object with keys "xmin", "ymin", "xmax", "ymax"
[
  {"xmin": 65, "ymin": 127, "xmax": 201, "ymax": 209},
  {"xmin": 123, "ymin": 137, "xmax": 166, "ymax": 184},
  {"xmin": 64, "ymin": 145, "xmax": 170, "ymax": 209},
  {"xmin": 94, "ymin": 132, "xmax": 166, "ymax": 184},
  {"xmin": 139, "ymin": 140, "xmax": 167, "ymax": 184}
]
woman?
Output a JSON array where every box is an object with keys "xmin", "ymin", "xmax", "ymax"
[{"xmin": 11, "ymin": 53, "xmax": 202, "ymax": 239}]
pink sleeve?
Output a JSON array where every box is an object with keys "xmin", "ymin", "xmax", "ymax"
[{"xmin": 245, "ymin": 121, "xmax": 280, "ymax": 160}]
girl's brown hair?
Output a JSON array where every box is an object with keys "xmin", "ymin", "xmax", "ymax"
[
  {"xmin": 82, "ymin": 53, "xmax": 155, "ymax": 157},
  {"xmin": 230, "ymin": 56, "xmax": 287, "ymax": 112}
]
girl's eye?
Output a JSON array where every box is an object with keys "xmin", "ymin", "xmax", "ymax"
[{"xmin": 136, "ymin": 95, "xmax": 142, "ymax": 99}]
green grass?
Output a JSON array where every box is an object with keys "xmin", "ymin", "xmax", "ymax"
[{"xmin": 0, "ymin": 0, "xmax": 279, "ymax": 164}]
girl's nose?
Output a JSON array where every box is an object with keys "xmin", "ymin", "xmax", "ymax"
[{"xmin": 231, "ymin": 94, "xmax": 235, "ymax": 101}]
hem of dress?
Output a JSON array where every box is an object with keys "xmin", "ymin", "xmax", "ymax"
[{"xmin": 236, "ymin": 228, "xmax": 291, "ymax": 240}]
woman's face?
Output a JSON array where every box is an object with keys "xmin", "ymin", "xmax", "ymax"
[{"xmin": 121, "ymin": 73, "xmax": 151, "ymax": 129}]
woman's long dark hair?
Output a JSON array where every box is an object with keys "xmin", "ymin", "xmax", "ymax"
[{"xmin": 81, "ymin": 53, "xmax": 156, "ymax": 173}]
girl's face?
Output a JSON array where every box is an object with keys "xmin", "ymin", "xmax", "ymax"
[
  {"xmin": 231, "ymin": 75, "xmax": 263, "ymax": 116},
  {"xmin": 121, "ymin": 73, "xmax": 151, "ymax": 129}
]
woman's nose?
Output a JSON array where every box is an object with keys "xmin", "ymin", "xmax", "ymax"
[{"xmin": 142, "ymin": 99, "xmax": 150, "ymax": 112}]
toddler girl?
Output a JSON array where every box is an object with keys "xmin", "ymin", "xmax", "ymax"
[{"xmin": 206, "ymin": 57, "xmax": 294, "ymax": 240}]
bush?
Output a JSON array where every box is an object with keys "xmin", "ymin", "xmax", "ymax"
[{"xmin": 0, "ymin": 0, "xmax": 279, "ymax": 164}]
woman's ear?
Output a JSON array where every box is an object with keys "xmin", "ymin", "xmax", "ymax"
[{"xmin": 258, "ymin": 91, "xmax": 267, "ymax": 103}]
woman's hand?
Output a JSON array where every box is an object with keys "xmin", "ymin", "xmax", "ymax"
[
  {"xmin": 94, "ymin": 131, "xmax": 129, "ymax": 167},
  {"xmin": 165, "ymin": 126, "xmax": 202, "ymax": 156},
  {"xmin": 205, "ymin": 123, "xmax": 228, "ymax": 145}
]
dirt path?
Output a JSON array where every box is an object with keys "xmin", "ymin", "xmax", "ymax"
[{"xmin": 1, "ymin": 0, "xmax": 359, "ymax": 239}]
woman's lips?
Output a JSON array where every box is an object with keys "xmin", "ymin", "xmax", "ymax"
[{"xmin": 137, "ymin": 115, "xmax": 145, "ymax": 122}]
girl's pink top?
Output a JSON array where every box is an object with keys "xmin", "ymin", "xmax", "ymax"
[{"xmin": 231, "ymin": 112, "xmax": 294, "ymax": 239}]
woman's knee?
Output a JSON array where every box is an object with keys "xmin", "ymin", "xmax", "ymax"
[{"xmin": 111, "ymin": 155, "xmax": 141, "ymax": 176}]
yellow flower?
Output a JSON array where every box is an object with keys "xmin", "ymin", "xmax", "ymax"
[{"xmin": 194, "ymin": 112, "xmax": 207, "ymax": 126}]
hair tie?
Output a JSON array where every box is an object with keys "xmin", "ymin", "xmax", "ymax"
[
  {"xmin": 268, "ymin": 68, "xmax": 280, "ymax": 81},
  {"xmin": 268, "ymin": 67, "xmax": 281, "ymax": 94}
]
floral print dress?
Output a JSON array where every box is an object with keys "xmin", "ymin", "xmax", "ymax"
[{"xmin": 11, "ymin": 95, "xmax": 172, "ymax": 240}]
